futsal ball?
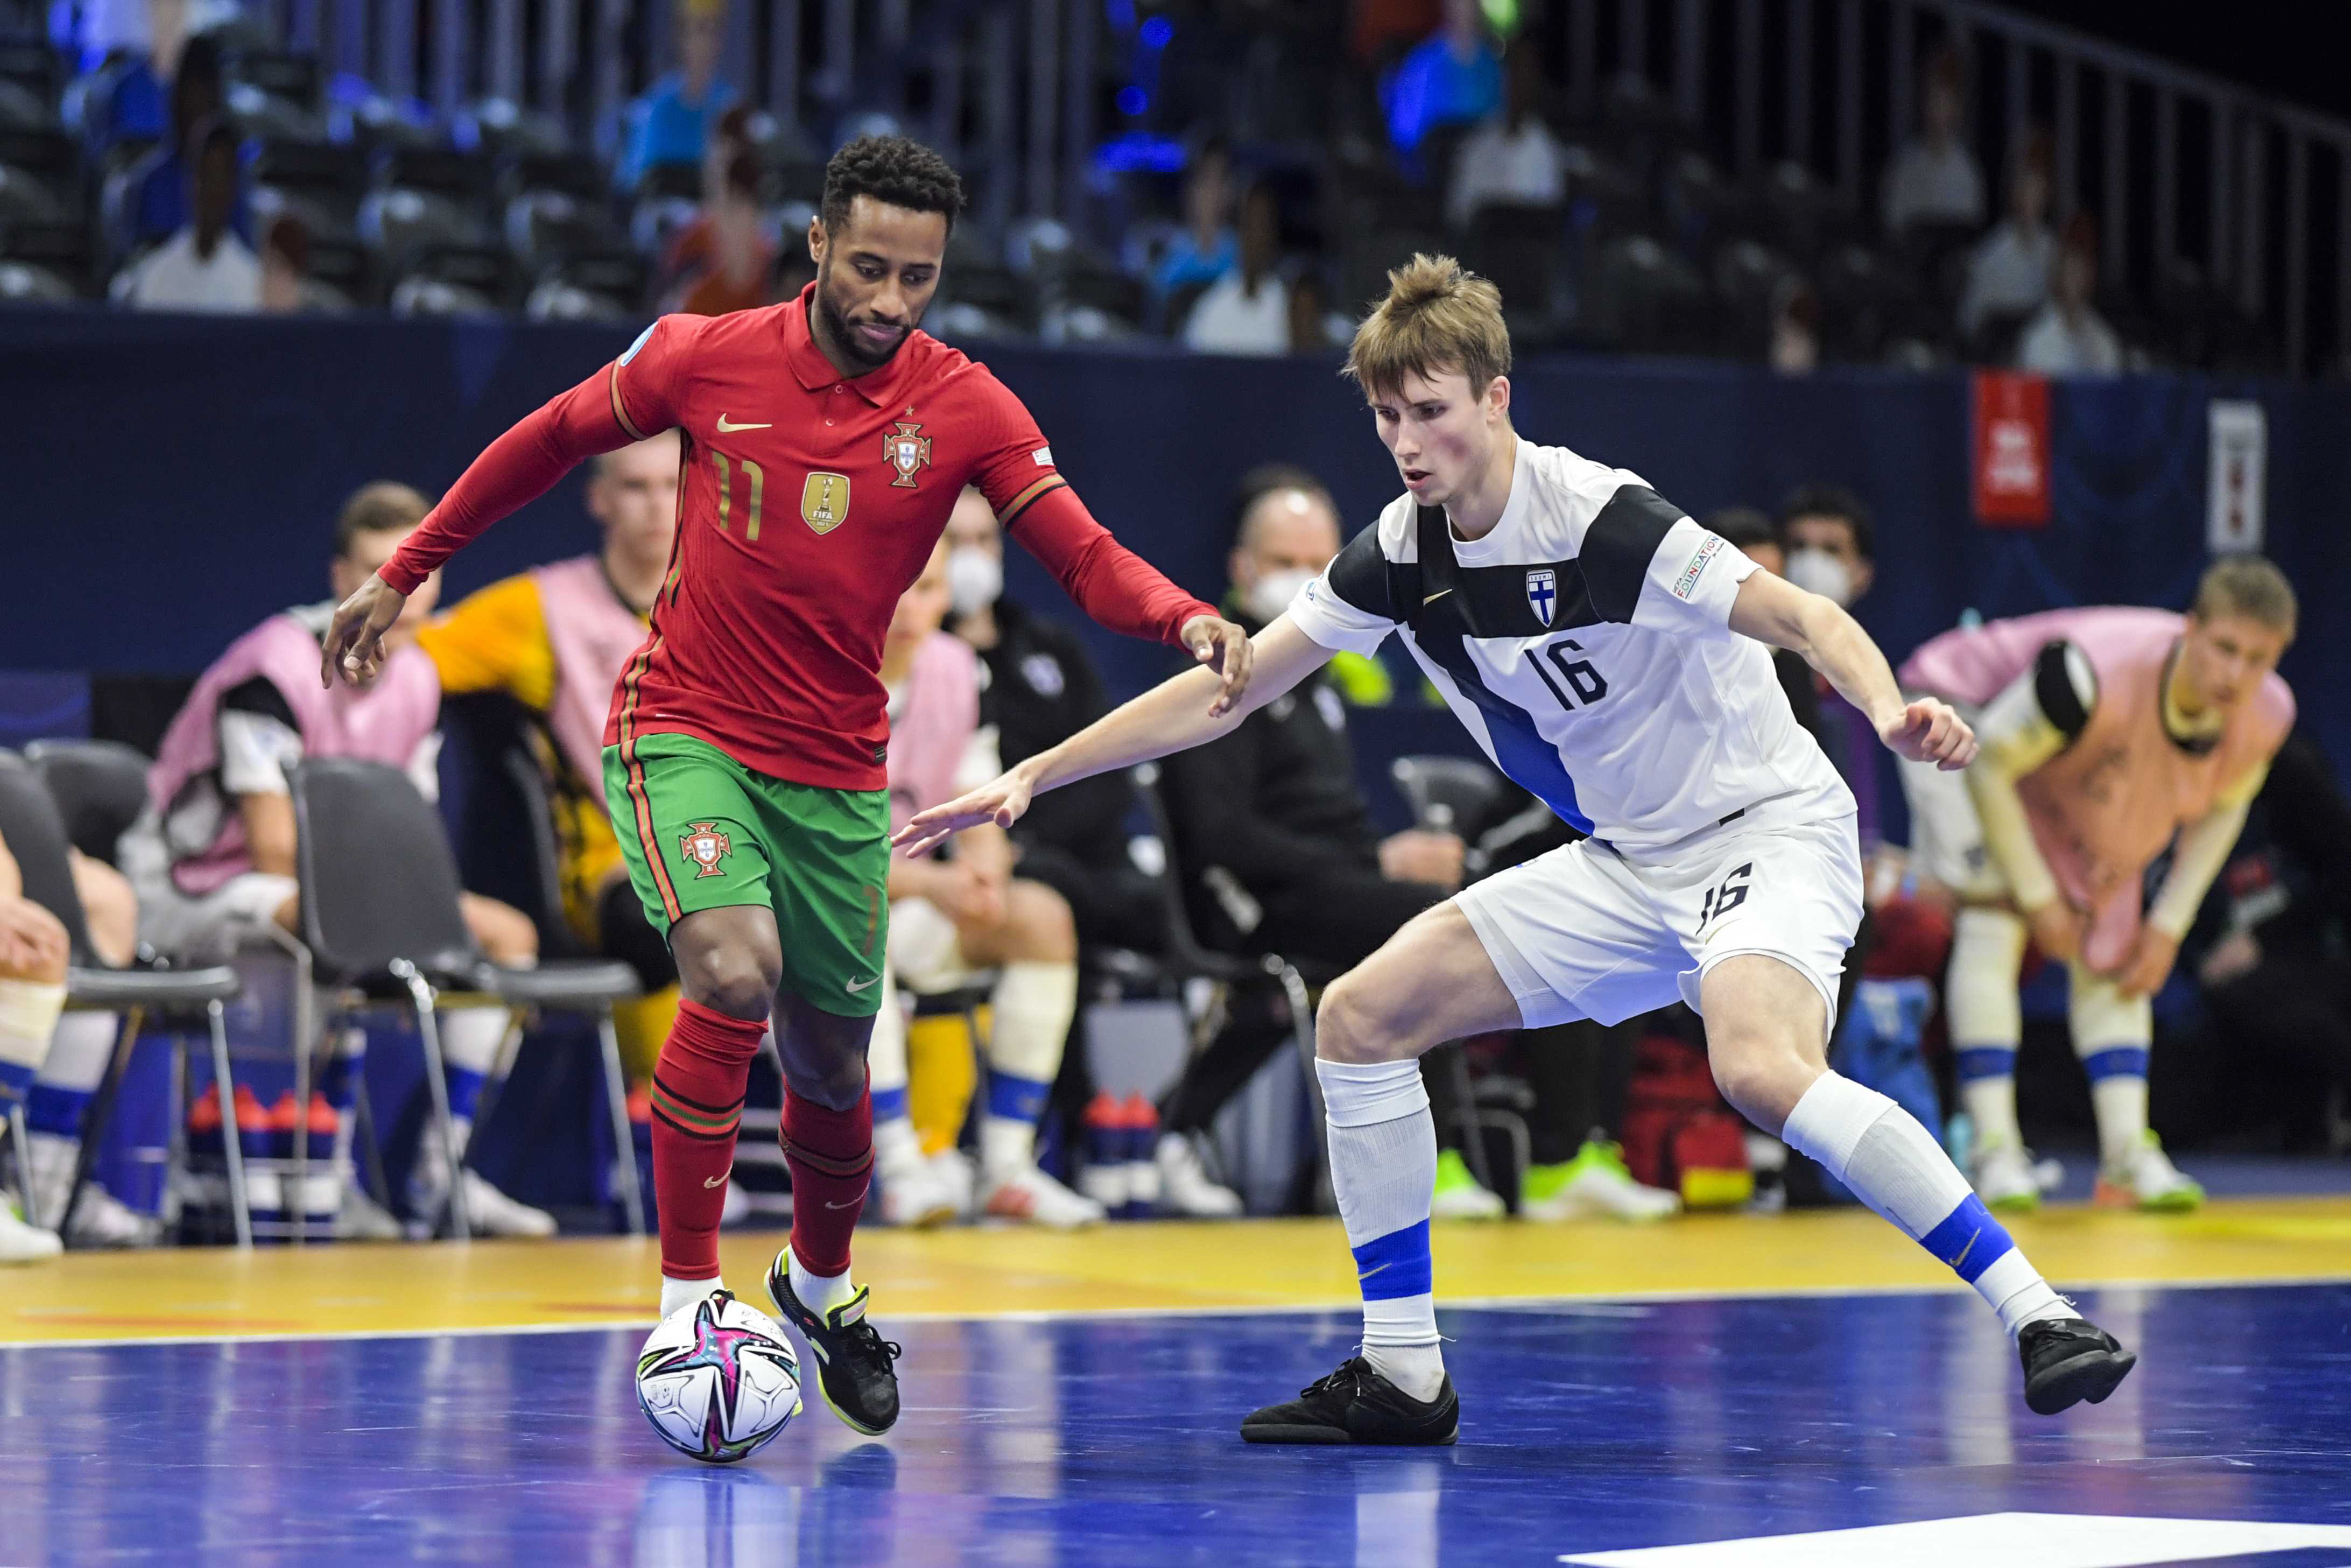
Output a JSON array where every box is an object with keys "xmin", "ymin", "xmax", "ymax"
[{"xmin": 635, "ymin": 1291, "xmax": 803, "ymax": 1463}]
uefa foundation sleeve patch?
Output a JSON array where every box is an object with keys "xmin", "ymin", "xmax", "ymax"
[{"xmin": 1672, "ymin": 534, "xmax": 1726, "ymax": 599}]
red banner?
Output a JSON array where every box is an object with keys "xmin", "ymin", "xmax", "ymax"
[{"xmin": 1972, "ymin": 370, "xmax": 2051, "ymax": 527}]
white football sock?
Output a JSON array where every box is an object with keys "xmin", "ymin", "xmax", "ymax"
[
  {"xmin": 2070, "ymin": 964, "xmax": 2155, "ymax": 1168},
  {"xmin": 1947, "ymin": 907, "xmax": 2028, "ymax": 1152},
  {"xmin": 1783, "ymin": 1071, "xmax": 2068, "ymax": 1336},
  {"xmin": 788, "ymin": 1251, "xmax": 858, "ymax": 1318},
  {"xmin": 1317, "ymin": 1056, "xmax": 1444, "ymax": 1402},
  {"xmin": 659, "ymin": 1272, "xmax": 724, "ymax": 1319}
]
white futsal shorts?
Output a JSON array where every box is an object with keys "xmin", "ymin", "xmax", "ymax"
[
  {"xmin": 1895, "ymin": 751, "xmax": 2008, "ymax": 902},
  {"xmin": 1455, "ymin": 803, "xmax": 1862, "ymax": 1037}
]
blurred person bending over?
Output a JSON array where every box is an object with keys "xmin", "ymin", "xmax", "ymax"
[
  {"xmin": 1899, "ymin": 559, "xmax": 2298, "ymax": 1213},
  {"xmin": 121, "ymin": 484, "xmax": 552, "ymax": 1239},
  {"xmin": 318, "ymin": 135, "xmax": 1247, "ymax": 1439},
  {"xmin": 870, "ymin": 541, "xmax": 1103, "ymax": 1230},
  {"xmin": 418, "ymin": 432, "xmax": 687, "ymax": 1085}
]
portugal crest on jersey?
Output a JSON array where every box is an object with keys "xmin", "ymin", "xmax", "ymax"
[
  {"xmin": 679, "ymin": 822, "xmax": 733, "ymax": 878},
  {"xmin": 1525, "ymin": 568, "xmax": 1558, "ymax": 627},
  {"xmin": 884, "ymin": 421, "xmax": 933, "ymax": 489}
]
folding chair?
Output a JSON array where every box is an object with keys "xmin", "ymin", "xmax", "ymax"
[
  {"xmin": 0, "ymin": 751, "xmax": 247, "ymax": 1245},
  {"xmin": 286, "ymin": 757, "xmax": 646, "ymax": 1237}
]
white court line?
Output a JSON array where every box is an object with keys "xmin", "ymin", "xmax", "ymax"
[{"xmin": 4, "ymin": 1270, "xmax": 2348, "ymax": 1353}]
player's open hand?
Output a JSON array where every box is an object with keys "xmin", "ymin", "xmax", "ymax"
[
  {"xmin": 892, "ymin": 768, "xmax": 1037, "ymax": 860},
  {"xmin": 321, "ymin": 574, "xmax": 409, "ymax": 687},
  {"xmin": 1878, "ymin": 698, "xmax": 1976, "ymax": 770},
  {"xmin": 1180, "ymin": 615, "xmax": 1255, "ymax": 718}
]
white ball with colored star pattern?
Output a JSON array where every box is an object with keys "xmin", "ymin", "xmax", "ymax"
[{"xmin": 636, "ymin": 1291, "xmax": 803, "ymax": 1462}]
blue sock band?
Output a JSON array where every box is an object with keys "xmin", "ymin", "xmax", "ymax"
[
  {"xmin": 0, "ymin": 1061, "xmax": 32, "ymax": 1105},
  {"xmin": 1954, "ymin": 1046, "xmax": 2018, "ymax": 1082},
  {"xmin": 445, "ymin": 1065, "xmax": 487, "ymax": 1124},
  {"xmin": 871, "ymin": 1085, "xmax": 910, "ymax": 1123},
  {"xmin": 1917, "ymin": 1194, "xmax": 2016, "ymax": 1283},
  {"xmin": 24, "ymin": 1082, "xmax": 92, "ymax": 1138},
  {"xmin": 2082, "ymin": 1046, "xmax": 2150, "ymax": 1081},
  {"xmin": 1350, "ymin": 1218, "xmax": 1433, "ymax": 1302},
  {"xmin": 987, "ymin": 1070, "xmax": 1050, "ymax": 1126}
]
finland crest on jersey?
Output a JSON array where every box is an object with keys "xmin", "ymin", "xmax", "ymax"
[{"xmin": 1289, "ymin": 438, "xmax": 1852, "ymax": 855}]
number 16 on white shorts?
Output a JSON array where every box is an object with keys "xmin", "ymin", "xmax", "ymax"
[{"xmin": 1455, "ymin": 808, "xmax": 1863, "ymax": 1038}]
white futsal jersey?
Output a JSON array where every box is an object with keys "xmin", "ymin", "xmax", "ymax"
[{"xmin": 1290, "ymin": 437, "xmax": 1852, "ymax": 856}]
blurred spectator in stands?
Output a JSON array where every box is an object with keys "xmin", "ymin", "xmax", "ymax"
[
  {"xmin": 942, "ymin": 486, "xmax": 1162, "ymax": 955},
  {"xmin": 1286, "ymin": 265, "xmax": 1351, "ymax": 353},
  {"xmin": 1777, "ymin": 484, "xmax": 1885, "ymax": 849},
  {"xmin": 1958, "ymin": 129, "xmax": 2056, "ymax": 344},
  {"xmin": 119, "ymin": 484, "xmax": 552, "ymax": 1239},
  {"xmin": 1153, "ymin": 466, "xmax": 1465, "ymax": 1177},
  {"xmin": 71, "ymin": 0, "xmax": 186, "ymax": 153},
  {"xmin": 1769, "ymin": 278, "xmax": 1821, "ymax": 375},
  {"xmin": 258, "ymin": 215, "xmax": 311, "ymax": 313},
  {"xmin": 660, "ymin": 149, "xmax": 774, "ymax": 315},
  {"xmin": 1382, "ymin": 0, "xmax": 1500, "ymax": 164},
  {"xmin": 2017, "ymin": 212, "xmax": 2123, "ymax": 376},
  {"xmin": 617, "ymin": 0, "xmax": 737, "ymax": 192},
  {"xmin": 1445, "ymin": 40, "xmax": 1564, "ymax": 230},
  {"xmin": 2158, "ymin": 733, "xmax": 2351, "ymax": 1153},
  {"xmin": 417, "ymin": 433, "xmax": 685, "ymax": 1089},
  {"xmin": 115, "ymin": 118, "xmax": 259, "ymax": 313},
  {"xmin": 1183, "ymin": 183, "xmax": 1290, "ymax": 355},
  {"xmin": 115, "ymin": 31, "xmax": 244, "ymax": 254},
  {"xmin": 1152, "ymin": 137, "xmax": 1237, "ymax": 300},
  {"xmin": 1881, "ymin": 46, "xmax": 1984, "ymax": 235}
]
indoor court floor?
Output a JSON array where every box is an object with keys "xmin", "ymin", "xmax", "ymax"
[{"xmin": 5, "ymin": 1200, "xmax": 2350, "ymax": 1566}]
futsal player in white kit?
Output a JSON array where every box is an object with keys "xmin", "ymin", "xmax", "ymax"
[{"xmin": 896, "ymin": 256, "xmax": 2136, "ymax": 1442}]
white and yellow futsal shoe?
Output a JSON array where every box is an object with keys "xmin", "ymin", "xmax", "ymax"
[
  {"xmin": 1970, "ymin": 1139, "xmax": 2043, "ymax": 1213},
  {"xmin": 2094, "ymin": 1130, "xmax": 2204, "ymax": 1212}
]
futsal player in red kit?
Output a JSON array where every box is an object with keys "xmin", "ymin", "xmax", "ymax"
[{"xmin": 322, "ymin": 137, "xmax": 1251, "ymax": 1438}]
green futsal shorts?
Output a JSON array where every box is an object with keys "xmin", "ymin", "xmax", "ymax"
[{"xmin": 604, "ymin": 732, "xmax": 891, "ymax": 1017}]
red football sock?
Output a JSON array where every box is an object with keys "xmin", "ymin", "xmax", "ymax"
[
  {"xmin": 649, "ymin": 999, "xmax": 769, "ymax": 1280},
  {"xmin": 783, "ymin": 1077, "xmax": 874, "ymax": 1278}
]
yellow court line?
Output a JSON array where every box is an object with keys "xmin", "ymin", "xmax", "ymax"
[{"xmin": 4, "ymin": 1198, "xmax": 2348, "ymax": 1347}]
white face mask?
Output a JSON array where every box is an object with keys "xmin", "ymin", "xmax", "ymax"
[
  {"xmin": 1245, "ymin": 567, "xmax": 1317, "ymax": 624},
  {"xmin": 1782, "ymin": 547, "xmax": 1855, "ymax": 607},
  {"xmin": 946, "ymin": 545, "xmax": 1003, "ymax": 617}
]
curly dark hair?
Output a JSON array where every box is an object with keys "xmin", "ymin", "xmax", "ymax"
[{"xmin": 820, "ymin": 135, "xmax": 965, "ymax": 235}]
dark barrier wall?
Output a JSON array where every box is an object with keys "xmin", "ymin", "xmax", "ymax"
[{"xmin": 5, "ymin": 310, "xmax": 2346, "ymax": 774}]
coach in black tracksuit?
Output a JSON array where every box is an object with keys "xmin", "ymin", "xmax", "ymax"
[{"xmin": 1153, "ymin": 467, "xmax": 1465, "ymax": 1138}]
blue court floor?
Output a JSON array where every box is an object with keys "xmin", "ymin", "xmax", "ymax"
[{"xmin": 4, "ymin": 1283, "xmax": 2350, "ymax": 1566}]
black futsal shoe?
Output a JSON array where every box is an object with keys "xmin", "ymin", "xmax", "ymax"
[
  {"xmin": 1241, "ymin": 1356, "xmax": 1459, "ymax": 1445},
  {"xmin": 2018, "ymin": 1316, "xmax": 2137, "ymax": 1415},
  {"xmin": 767, "ymin": 1250, "xmax": 903, "ymax": 1436}
]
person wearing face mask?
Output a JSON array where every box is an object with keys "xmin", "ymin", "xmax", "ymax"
[
  {"xmin": 1145, "ymin": 467, "xmax": 1473, "ymax": 1207},
  {"xmin": 1775, "ymin": 485, "xmax": 1884, "ymax": 849}
]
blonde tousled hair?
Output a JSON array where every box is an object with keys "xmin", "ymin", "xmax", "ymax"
[{"xmin": 1342, "ymin": 254, "xmax": 1511, "ymax": 401}]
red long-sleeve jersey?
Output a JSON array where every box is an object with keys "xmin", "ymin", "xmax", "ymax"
[{"xmin": 382, "ymin": 289, "xmax": 1216, "ymax": 790}]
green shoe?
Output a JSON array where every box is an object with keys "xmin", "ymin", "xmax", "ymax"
[
  {"xmin": 1521, "ymin": 1141, "xmax": 1680, "ymax": 1221},
  {"xmin": 1430, "ymin": 1149, "xmax": 1504, "ymax": 1220}
]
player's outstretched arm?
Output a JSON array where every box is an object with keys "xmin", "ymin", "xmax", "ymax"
[
  {"xmin": 893, "ymin": 615, "xmax": 1334, "ymax": 856},
  {"xmin": 324, "ymin": 365, "xmax": 644, "ymax": 686},
  {"xmin": 1728, "ymin": 570, "xmax": 1976, "ymax": 770}
]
